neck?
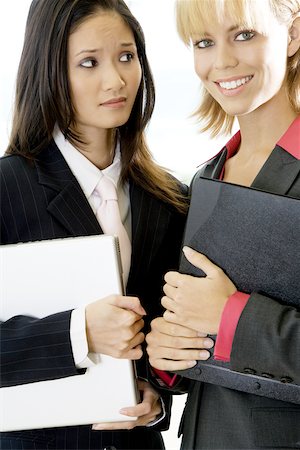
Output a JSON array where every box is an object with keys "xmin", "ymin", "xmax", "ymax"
[
  {"xmin": 237, "ymin": 87, "xmax": 297, "ymax": 158},
  {"xmin": 222, "ymin": 90, "xmax": 297, "ymax": 187},
  {"xmin": 71, "ymin": 126, "xmax": 116, "ymax": 169}
]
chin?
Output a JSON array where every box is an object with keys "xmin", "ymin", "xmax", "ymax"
[{"xmin": 222, "ymin": 105, "xmax": 255, "ymax": 117}]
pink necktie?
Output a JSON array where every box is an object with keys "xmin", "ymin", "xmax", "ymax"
[{"xmin": 94, "ymin": 176, "xmax": 131, "ymax": 285}]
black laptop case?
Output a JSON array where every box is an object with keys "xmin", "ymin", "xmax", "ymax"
[{"xmin": 175, "ymin": 176, "xmax": 300, "ymax": 404}]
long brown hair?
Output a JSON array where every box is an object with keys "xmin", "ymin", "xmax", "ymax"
[{"xmin": 7, "ymin": 0, "xmax": 187, "ymax": 213}]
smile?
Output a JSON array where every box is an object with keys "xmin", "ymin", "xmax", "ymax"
[{"xmin": 217, "ymin": 75, "xmax": 253, "ymax": 90}]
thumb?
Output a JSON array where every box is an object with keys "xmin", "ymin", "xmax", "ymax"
[
  {"xmin": 139, "ymin": 381, "xmax": 157, "ymax": 403},
  {"xmin": 182, "ymin": 246, "xmax": 220, "ymax": 278},
  {"xmin": 113, "ymin": 296, "xmax": 147, "ymax": 316}
]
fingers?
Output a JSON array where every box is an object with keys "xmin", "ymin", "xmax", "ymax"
[
  {"xmin": 92, "ymin": 420, "xmax": 137, "ymax": 431},
  {"xmin": 163, "ymin": 308, "xmax": 181, "ymax": 325},
  {"xmin": 85, "ymin": 296, "xmax": 146, "ymax": 357},
  {"xmin": 110, "ymin": 326, "xmax": 145, "ymax": 359},
  {"xmin": 148, "ymin": 356, "xmax": 197, "ymax": 371},
  {"xmin": 147, "ymin": 329, "xmax": 213, "ymax": 352},
  {"xmin": 119, "ymin": 395, "xmax": 159, "ymax": 418},
  {"xmin": 182, "ymin": 247, "xmax": 221, "ymax": 278},
  {"xmin": 146, "ymin": 317, "xmax": 214, "ymax": 371},
  {"xmin": 164, "ymin": 270, "xmax": 186, "ymax": 288},
  {"xmin": 150, "ymin": 317, "xmax": 200, "ymax": 338},
  {"xmin": 148, "ymin": 344, "xmax": 210, "ymax": 364},
  {"xmin": 92, "ymin": 381, "xmax": 161, "ymax": 430},
  {"xmin": 120, "ymin": 332, "xmax": 145, "ymax": 360},
  {"xmin": 112, "ymin": 295, "xmax": 146, "ymax": 316},
  {"xmin": 118, "ymin": 317, "xmax": 144, "ymax": 338},
  {"xmin": 161, "ymin": 295, "xmax": 177, "ymax": 314},
  {"xmin": 119, "ymin": 381, "xmax": 161, "ymax": 424},
  {"xmin": 162, "ymin": 284, "xmax": 178, "ymax": 303},
  {"xmin": 164, "ymin": 248, "xmax": 223, "ymax": 289}
]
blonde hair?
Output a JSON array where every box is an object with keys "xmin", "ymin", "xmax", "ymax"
[{"xmin": 176, "ymin": 0, "xmax": 300, "ymax": 137}]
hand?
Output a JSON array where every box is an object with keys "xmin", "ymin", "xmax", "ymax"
[
  {"xmin": 162, "ymin": 247, "xmax": 236, "ymax": 335},
  {"xmin": 146, "ymin": 317, "xmax": 214, "ymax": 371},
  {"xmin": 92, "ymin": 380, "xmax": 161, "ymax": 430},
  {"xmin": 85, "ymin": 295, "xmax": 146, "ymax": 359}
]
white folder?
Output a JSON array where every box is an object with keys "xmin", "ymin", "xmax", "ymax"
[{"xmin": 0, "ymin": 235, "xmax": 139, "ymax": 431}]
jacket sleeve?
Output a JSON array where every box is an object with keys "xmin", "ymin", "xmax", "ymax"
[
  {"xmin": 230, "ymin": 293, "xmax": 300, "ymax": 385},
  {"xmin": 0, "ymin": 311, "xmax": 82, "ymax": 387}
]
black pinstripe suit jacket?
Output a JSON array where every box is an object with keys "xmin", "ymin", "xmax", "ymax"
[{"xmin": 0, "ymin": 140, "xmax": 187, "ymax": 450}]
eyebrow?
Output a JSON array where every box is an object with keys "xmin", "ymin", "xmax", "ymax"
[
  {"xmin": 75, "ymin": 42, "xmax": 136, "ymax": 57},
  {"xmin": 199, "ymin": 25, "xmax": 242, "ymax": 36},
  {"xmin": 228, "ymin": 25, "xmax": 243, "ymax": 32}
]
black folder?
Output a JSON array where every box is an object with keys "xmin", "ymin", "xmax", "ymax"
[{"xmin": 176, "ymin": 176, "xmax": 300, "ymax": 404}]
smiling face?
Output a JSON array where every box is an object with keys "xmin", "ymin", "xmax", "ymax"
[
  {"xmin": 68, "ymin": 10, "xmax": 142, "ymax": 137},
  {"xmin": 192, "ymin": 10, "xmax": 290, "ymax": 118}
]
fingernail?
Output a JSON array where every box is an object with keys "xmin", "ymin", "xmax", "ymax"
[
  {"xmin": 198, "ymin": 332, "xmax": 207, "ymax": 337},
  {"xmin": 182, "ymin": 246, "xmax": 193, "ymax": 256},
  {"xmin": 92, "ymin": 425, "xmax": 104, "ymax": 430},
  {"xmin": 119, "ymin": 408, "xmax": 129, "ymax": 415},
  {"xmin": 204, "ymin": 338, "xmax": 214, "ymax": 348},
  {"xmin": 199, "ymin": 350, "xmax": 210, "ymax": 359},
  {"xmin": 187, "ymin": 360, "xmax": 197, "ymax": 368}
]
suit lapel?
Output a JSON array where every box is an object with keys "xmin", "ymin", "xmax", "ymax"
[
  {"xmin": 201, "ymin": 149, "xmax": 227, "ymax": 180},
  {"xmin": 36, "ymin": 142, "xmax": 173, "ymax": 284},
  {"xmin": 205, "ymin": 146, "xmax": 300, "ymax": 196},
  {"xmin": 252, "ymin": 145, "xmax": 300, "ymax": 195},
  {"xmin": 35, "ymin": 141, "xmax": 101, "ymax": 236}
]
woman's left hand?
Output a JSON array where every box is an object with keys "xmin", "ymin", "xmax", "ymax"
[
  {"xmin": 162, "ymin": 247, "xmax": 236, "ymax": 335},
  {"xmin": 92, "ymin": 380, "xmax": 161, "ymax": 430}
]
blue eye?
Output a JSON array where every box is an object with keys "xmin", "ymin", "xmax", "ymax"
[
  {"xmin": 194, "ymin": 39, "xmax": 214, "ymax": 49},
  {"xmin": 235, "ymin": 31, "xmax": 255, "ymax": 41},
  {"xmin": 120, "ymin": 53, "xmax": 134, "ymax": 62},
  {"xmin": 80, "ymin": 58, "xmax": 97, "ymax": 68}
]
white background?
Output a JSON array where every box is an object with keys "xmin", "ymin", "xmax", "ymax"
[{"xmin": 0, "ymin": 1, "xmax": 229, "ymax": 448}]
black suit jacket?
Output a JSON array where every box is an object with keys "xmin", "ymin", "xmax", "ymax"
[
  {"xmin": 180, "ymin": 145, "xmax": 300, "ymax": 450},
  {"xmin": 0, "ymin": 141, "xmax": 187, "ymax": 450}
]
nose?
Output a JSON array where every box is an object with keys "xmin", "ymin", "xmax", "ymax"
[
  {"xmin": 213, "ymin": 42, "xmax": 238, "ymax": 70},
  {"xmin": 101, "ymin": 62, "xmax": 125, "ymax": 92}
]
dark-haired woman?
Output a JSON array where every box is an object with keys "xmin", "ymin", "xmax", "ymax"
[{"xmin": 0, "ymin": 1, "xmax": 188, "ymax": 449}]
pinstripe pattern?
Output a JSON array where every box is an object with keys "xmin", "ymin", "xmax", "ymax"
[{"xmin": 0, "ymin": 141, "xmax": 187, "ymax": 449}]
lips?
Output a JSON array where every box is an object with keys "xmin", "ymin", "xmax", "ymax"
[{"xmin": 100, "ymin": 97, "xmax": 127, "ymax": 106}]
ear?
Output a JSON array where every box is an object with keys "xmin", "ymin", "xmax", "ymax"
[{"xmin": 288, "ymin": 16, "xmax": 300, "ymax": 57}]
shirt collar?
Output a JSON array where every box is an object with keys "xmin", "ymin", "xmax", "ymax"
[
  {"xmin": 223, "ymin": 115, "xmax": 300, "ymax": 160},
  {"xmin": 53, "ymin": 125, "xmax": 121, "ymax": 199},
  {"xmin": 277, "ymin": 115, "xmax": 300, "ymax": 159}
]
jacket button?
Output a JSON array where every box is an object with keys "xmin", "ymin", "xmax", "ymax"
[
  {"xmin": 261, "ymin": 372, "xmax": 274, "ymax": 378},
  {"xmin": 194, "ymin": 368, "xmax": 202, "ymax": 375},
  {"xmin": 280, "ymin": 376, "xmax": 293, "ymax": 383},
  {"xmin": 243, "ymin": 368, "xmax": 256, "ymax": 375},
  {"xmin": 253, "ymin": 382, "xmax": 261, "ymax": 390}
]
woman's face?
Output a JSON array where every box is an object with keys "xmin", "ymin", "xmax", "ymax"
[
  {"xmin": 68, "ymin": 11, "xmax": 142, "ymax": 135},
  {"xmin": 192, "ymin": 9, "xmax": 290, "ymax": 117}
]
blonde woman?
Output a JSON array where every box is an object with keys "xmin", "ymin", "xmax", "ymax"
[{"xmin": 147, "ymin": 0, "xmax": 300, "ymax": 448}]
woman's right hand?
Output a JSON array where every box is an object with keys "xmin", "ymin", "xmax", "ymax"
[
  {"xmin": 85, "ymin": 295, "xmax": 146, "ymax": 359},
  {"xmin": 146, "ymin": 317, "xmax": 214, "ymax": 371}
]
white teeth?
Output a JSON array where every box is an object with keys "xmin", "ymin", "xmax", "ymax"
[{"xmin": 219, "ymin": 75, "xmax": 252, "ymax": 90}]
